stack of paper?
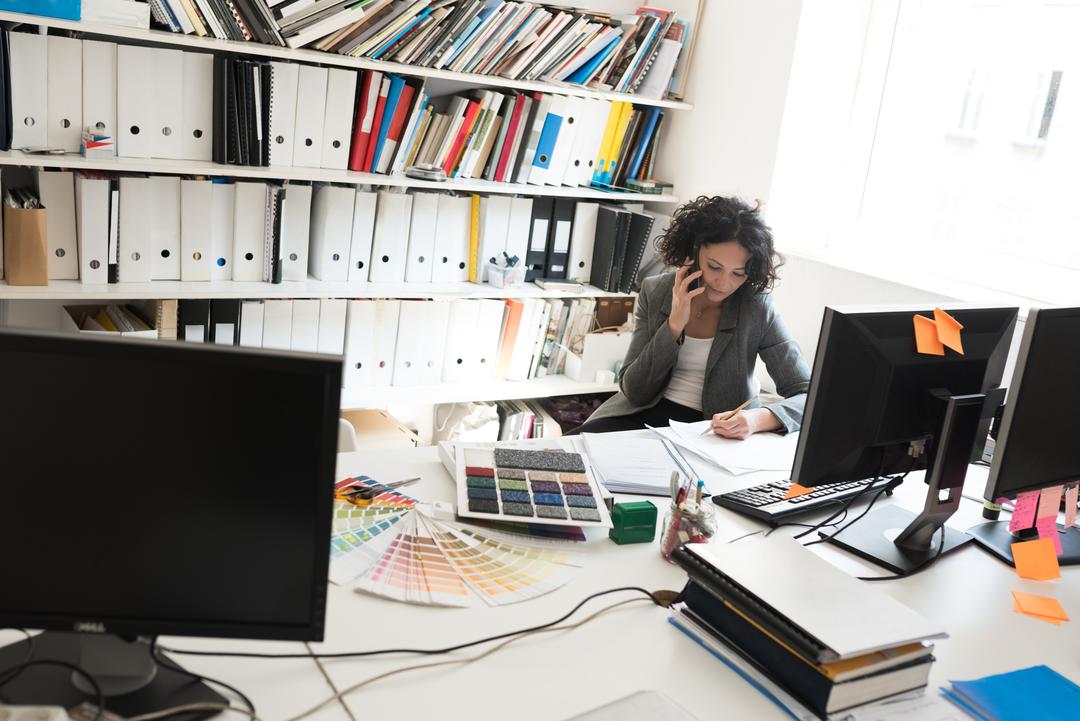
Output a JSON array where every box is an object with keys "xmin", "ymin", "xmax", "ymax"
[
  {"xmin": 648, "ymin": 419, "xmax": 799, "ymax": 474},
  {"xmin": 582, "ymin": 433, "xmax": 696, "ymax": 495}
]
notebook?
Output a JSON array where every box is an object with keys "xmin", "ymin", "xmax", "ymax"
[{"xmin": 676, "ymin": 539, "xmax": 947, "ymax": 661}]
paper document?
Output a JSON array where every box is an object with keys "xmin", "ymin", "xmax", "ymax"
[
  {"xmin": 582, "ymin": 433, "xmax": 696, "ymax": 495},
  {"xmin": 655, "ymin": 419, "xmax": 798, "ymax": 474}
]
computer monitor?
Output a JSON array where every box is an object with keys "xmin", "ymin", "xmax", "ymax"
[
  {"xmin": 968, "ymin": 307, "xmax": 1080, "ymax": 566},
  {"xmin": 790, "ymin": 305, "xmax": 1017, "ymax": 574},
  {"xmin": 0, "ymin": 329, "xmax": 341, "ymax": 714}
]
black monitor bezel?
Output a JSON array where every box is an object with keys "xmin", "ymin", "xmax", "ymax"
[
  {"xmin": 984, "ymin": 307, "xmax": 1080, "ymax": 501},
  {"xmin": 791, "ymin": 304, "xmax": 1016, "ymax": 488},
  {"xmin": 0, "ymin": 328, "xmax": 341, "ymax": 642}
]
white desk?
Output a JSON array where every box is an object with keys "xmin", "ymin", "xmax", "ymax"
[
  {"xmin": 0, "ymin": 631, "xmax": 351, "ymax": 721},
  {"xmin": 316, "ymin": 442, "xmax": 1079, "ymax": 721}
]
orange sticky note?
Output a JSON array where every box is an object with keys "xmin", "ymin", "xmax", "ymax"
[
  {"xmin": 784, "ymin": 483, "xmax": 813, "ymax": 500},
  {"xmin": 933, "ymin": 307, "xmax": 964, "ymax": 355},
  {"xmin": 1011, "ymin": 538, "xmax": 1061, "ymax": 581},
  {"xmin": 913, "ymin": 314, "xmax": 944, "ymax": 355},
  {"xmin": 1012, "ymin": 598, "xmax": 1062, "ymax": 625},
  {"xmin": 1012, "ymin": 591, "xmax": 1069, "ymax": 622}
]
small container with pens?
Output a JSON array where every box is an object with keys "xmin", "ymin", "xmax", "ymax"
[{"xmin": 660, "ymin": 476, "xmax": 718, "ymax": 561}]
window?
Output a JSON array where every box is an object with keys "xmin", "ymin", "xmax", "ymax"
[{"xmin": 835, "ymin": 0, "xmax": 1080, "ymax": 304}]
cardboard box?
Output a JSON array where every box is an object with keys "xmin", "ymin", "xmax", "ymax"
[
  {"xmin": 565, "ymin": 331, "xmax": 633, "ymax": 383},
  {"xmin": 62, "ymin": 303, "xmax": 159, "ymax": 339},
  {"xmin": 3, "ymin": 204, "xmax": 48, "ymax": 286}
]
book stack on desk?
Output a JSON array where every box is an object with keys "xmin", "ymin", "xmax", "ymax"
[{"xmin": 669, "ymin": 540, "xmax": 946, "ymax": 720}]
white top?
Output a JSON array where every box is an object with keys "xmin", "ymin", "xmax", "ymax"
[{"xmin": 664, "ymin": 335, "xmax": 712, "ymax": 410}]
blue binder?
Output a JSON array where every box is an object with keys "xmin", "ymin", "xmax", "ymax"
[{"xmin": 0, "ymin": 0, "xmax": 79, "ymax": 19}]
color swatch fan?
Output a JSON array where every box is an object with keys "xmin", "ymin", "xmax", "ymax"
[{"xmin": 330, "ymin": 476, "xmax": 583, "ymax": 607}]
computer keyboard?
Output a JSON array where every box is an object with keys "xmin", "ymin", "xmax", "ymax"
[{"xmin": 712, "ymin": 476, "xmax": 897, "ymax": 525}]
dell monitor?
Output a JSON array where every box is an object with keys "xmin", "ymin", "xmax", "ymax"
[
  {"xmin": 790, "ymin": 305, "xmax": 1017, "ymax": 574},
  {"xmin": 968, "ymin": 307, "xmax": 1080, "ymax": 565},
  {"xmin": 0, "ymin": 329, "xmax": 341, "ymax": 715}
]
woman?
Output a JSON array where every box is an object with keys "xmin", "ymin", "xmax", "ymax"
[{"xmin": 569, "ymin": 196, "xmax": 810, "ymax": 438}]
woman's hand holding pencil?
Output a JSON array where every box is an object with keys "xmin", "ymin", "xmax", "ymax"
[{"xmin": 701, "ymin": 397, "xmax": 758, "ymax": 440}]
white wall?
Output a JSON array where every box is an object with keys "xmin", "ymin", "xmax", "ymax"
[
  {"xmin": 769, "ymin": 254, "xmax": 959, "ymax": 364},
  {"xmin": 655, "ymin": 0, "xmax": 805, "ymax": 203}
]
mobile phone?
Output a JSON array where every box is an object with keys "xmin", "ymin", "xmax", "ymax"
[{"xmin": 689, "ymin": 242, "xmax": 702, "ymax": 290}]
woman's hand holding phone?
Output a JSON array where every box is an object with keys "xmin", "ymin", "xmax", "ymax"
[{"xmin": 669, "ymin": 260, "xmax": 706, "ymax": 339}]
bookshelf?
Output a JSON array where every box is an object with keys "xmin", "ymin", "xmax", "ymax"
[
  {"xmin": 341, "ymin": 375, "xmax": 619, "ymax": 408},
  {"xmin": 0, "ymin": 150, "xmax": 679, "ymax": 204},
  {"xmin": 0, "ymin": 5, "xmax": 692, "ymax": 419},
  {"xmin": 0, "ymin": 279, "xmax": 633, "ymax": 301},
  {"xmin": 0, "ymin": 10, "xmax": 693, "ymax": 111}
]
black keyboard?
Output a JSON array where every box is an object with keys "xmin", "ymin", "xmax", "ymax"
[{"xmin": 712, "ymin": 477, "xmax": 896, "ymax": 525}]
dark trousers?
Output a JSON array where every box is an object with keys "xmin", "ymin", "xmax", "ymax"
[{"xmin": 565, "ymin": 398, "xmax": 704, "ymax": 435}]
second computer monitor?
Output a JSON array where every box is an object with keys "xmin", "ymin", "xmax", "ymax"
[{"xmin": 970, "ymin": 307, "xmax": 1080, "ymax": 565}]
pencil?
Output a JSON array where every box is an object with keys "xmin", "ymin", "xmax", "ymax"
[{"xmin": 700, "ymin": 397, "xmax": 757, "ymax": 435}]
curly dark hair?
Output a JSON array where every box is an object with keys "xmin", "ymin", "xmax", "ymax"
[{"xmin": 655, "ymin": 195, "xmax": 783, "ymax": 292}]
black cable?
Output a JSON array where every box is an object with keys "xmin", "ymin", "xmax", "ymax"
[
  {"xmin": 803, "ymin": 482, "xmax": 893, "ymax": 548},
  {"xmin": 791, "ymin": 449, "xmax": 892, "ymax": 540},
  {"xmin": 0, "ymin": 659, "xmax": 104, "ymax": 721},
  {"xmin": 0, "ymin": 628, "xmax": 36, "ymax": 688},
  {"xmin": 858, "ymin": 524, "xmax": 948, "ymax": 582},
  {"xmin": 160, "ymin": 586, "xmax": 663, "ymax": 660},
  {"xmin": 768, "ymin": 506, "xmax": 850, "ymax": 538},
  {"xmin": 150, "ymin": 638, "xmax": 257, "ymax": 717}
]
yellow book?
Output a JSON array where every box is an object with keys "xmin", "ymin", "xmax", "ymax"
[
  {"xmin": 593, "ymin": 101, "xmax": 624, "ymax": 182},
  {"xmin": 93, "ymin": 309, "xmax": 119, "ymax": 332},
  {"xmin": 468, "ymin": 194, "xmax": 481, "ymax": 282},
  {"xmin": 724, "ymin": 599, "xmax": 932, "ymax": 682},
  {"xmin": 604, "ymin": 102, "xmax": 635, "ymax": 183}
]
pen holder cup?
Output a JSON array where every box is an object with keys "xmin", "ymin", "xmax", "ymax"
[
  {"xmin": 660, "ymin": 500, "xmax": 717, "ymax": 561},
  {"xmin": 487, "ymin": 262, "xmax": 525, "ymax": 288}
]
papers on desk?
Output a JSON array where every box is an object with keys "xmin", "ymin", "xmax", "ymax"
[
  {"xmin": 581, "ymin": 433, "xmax": 696, "ymax": 495},
  {"xmin": 650, "ymin": 419, "xmax": 798, "ymax": 474}
]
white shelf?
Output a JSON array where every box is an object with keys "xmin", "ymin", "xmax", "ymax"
[
  {"xmin": 0, "ymin": 279, "xmax": 633, "ymax": 301},
  {"xmin": 0, "ymin": 150, "xmax": 679, "ymax": 204},
  {"xmin": 0, "ymin": 10, "xmax": 693, "ymax": 112},
  {"xmin": 340, "ymin": 376, "xmax": 618, "ymax": 408}
]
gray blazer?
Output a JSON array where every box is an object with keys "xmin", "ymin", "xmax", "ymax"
[{"xmin": 588, "ymin": 271, "xmax": 811, "ymax": 433}]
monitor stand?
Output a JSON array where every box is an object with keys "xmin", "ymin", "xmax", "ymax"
[
  {"xmin": 822, "ymin": 392, "xmax": 987, "ymax": 576},
  {"xmin": 0, "ymin": 632, "xmax": 225, "ymax": 719},
  {"xmin": 968, "ymin": 520, "xmax": 1080, "ymax": 566}
]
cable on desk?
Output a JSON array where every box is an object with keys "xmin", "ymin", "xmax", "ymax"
[
  {"xmin": 0, "ymin": 628, "xmax": 36, "ymax": 688},
  {"xmin": 0, "ymin": 659, "xmax": 104, "ymax": 721},
  {"xmin": 857, "ymin": 525, "xmax": 948, "ymax": 582},
  {"xmin": 802, "ymin": 482, "xmax": 893, "ymax": 548},
  {"xmin": 281, "ymin": 597, "xmax": 651, "ymax": 721},
  {"xmin": 126, "ymin": 703, "xmax": 258, "ymax": 721},
  {"xmin": 724, "ymin": 511, "xmax": 852, "ymax": 545},
  {"xmin": 158, "ymin": 586, "xmax": 665, "ymax": 661},
  {"xmin": 791, "ymin": 450, "xmax": 891, "ymax": 541},
  {"xmin": 149, "ymin": 637, "xmax": 257, "ymax": 718}
]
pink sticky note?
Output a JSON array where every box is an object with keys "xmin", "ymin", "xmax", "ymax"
[
  {"xmin": 1037, "ymin": 516, "xmax": 1064, "ymax": 556},
  {"xmin": 1038, "ymin": 485, "xmax": 1064, "ymax": 519},
  {"xmin": 1065, "ymin": 485, "xmax": 1078, "ymax": 529},
  {"xmin": 1010, "ymin": 491, "xmax": 1040, "ymax": 532}
]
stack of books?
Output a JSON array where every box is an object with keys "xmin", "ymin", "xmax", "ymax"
[{"xmin": 669, "ymin": 540, "xmax": 946, "ymax": 720}]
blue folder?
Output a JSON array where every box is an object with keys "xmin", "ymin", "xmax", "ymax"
[
  {"xmin": 944, "ymin": 665, "xmax": 1080, "ymax": 721},
  {"xmin": 0, "ymin": 0, "xmax": 79, "ymax": 20}
]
